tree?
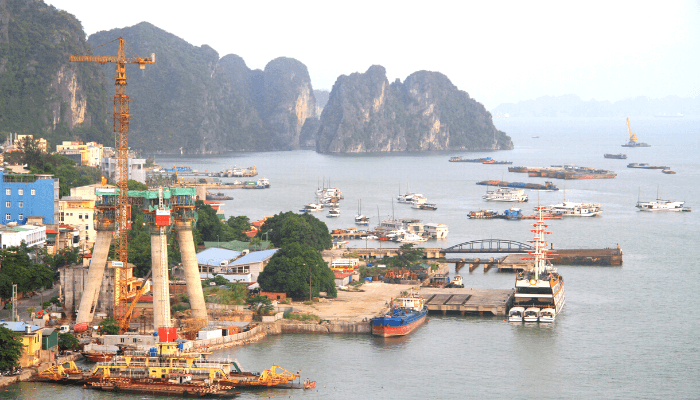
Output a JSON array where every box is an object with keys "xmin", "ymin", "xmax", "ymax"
[
  {"xmin": 258, "ymin": 211, "xmax": 332, "ymax": 251},
  {"xmin": 127, "ymin": 180, "xmax": 148, "ymax": 191},
  {"xmin": 258, "ymin": 242, "xmax": 337, "ymax": 299},
  {"xmin": 98, "ymin": 318, "xmax": 121, "ymax": 335},
  {"xmin": 41, "ymin": 301, "xmax": 51, "ymax": 310},
  {"xmin": 246, "ymin": 295, "xmax": 274, "ymax": 317},
  {"xmin": 384, "ymin": 243, "xmax": 425, "ymax": 269},
  {"xmin": 226, "ymin": 215, "xmax": 252, "ymax": 241},
  {"xmin": 58, "ymin": 332, "xmax": 79, "ymax": 351},
  {"xmin": 27, "ymin": 306, "xmax": 36, "ymax": 318},
  {"xmin": 50, "ymin": 296, "xmax": 62, "ymax": 309},
  {"xmin": 0, "ymin": 326, "xmax": 23, "ymax": 371}
]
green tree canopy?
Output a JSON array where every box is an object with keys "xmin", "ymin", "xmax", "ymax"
[
  {"xmin": 383, "ymin": 243, "xmax": 425, "ymax": 269},
  {"xmin": 58, "ymin": 332, "xmax": 80, "ymax": 350},
  {"xmin": 258, "ymin": 242, "xmax": 337, "ymax": 299},
  {"xmin": 98, "ymin": 318, "xmax": 121, "ymax": 335},
  {"xmin": 127, "ymin": 179, "xmax": 148, "ymax": 191},
  {"xmin": 246, "ymin": 295, "xmax": 274, "ymax": 317},
  {"xmin": 258, "ymin": 211, "xmax": 332, "ymax": 251},
  {"xmin": 0, "ymin": 244, "xmax": 54, "ymax": 301},
  {"xmin": 0, "ymin": 326, "xmax": 23, "ymax": 370}
]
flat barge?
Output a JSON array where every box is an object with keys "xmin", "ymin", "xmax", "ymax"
[
  {"xmin": 627, "ymin": 163, "xmax": 669, "ymax": 169},
  {"xmin": 508, "ymin": 165, "xmax": 616, "ymax": 179}
]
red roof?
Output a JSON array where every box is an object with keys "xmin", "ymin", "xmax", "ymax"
[
  {"xmin": 46, "ymin": 230, "xmax": 59, "ymax": 234},
  {"xmin": 334, "ymin": 272, "xmax": 351, "ymax": 279}
]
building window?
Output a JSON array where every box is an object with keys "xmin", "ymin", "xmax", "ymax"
[
  {"xmin": 18, "ymin": 213, "xmax": 23, "ymax": 220},
  {"xmin": 18, "ymin": 201, "xmax": 23, "ymax": 208},
  {"xmin": 18, "ymin": 189, "xmax": 23, "ymax": 195},
  {"xmin": 5, "ymin": 189, "xmax": 9, "ymax": 195},
  {"xmin": 31, "ymin": 189, "xmax": 36, "ymax": 195},
  {"xmin": 79, "ymin": 214, "xmax": 83, "ymax": 219},
  {"xmin": 5, "ymin": 214, "xmax": 9, "ymax": 220},
  {"xmin": 5, "ymin": 201, "xmax": 9, "ymax": 208}
]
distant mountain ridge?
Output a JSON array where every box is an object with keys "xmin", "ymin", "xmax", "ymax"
[{"xmin": 492, "ymin": 94, "xmax": 700, "ymax": 118}]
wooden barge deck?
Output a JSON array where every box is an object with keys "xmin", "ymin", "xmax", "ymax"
[{"xmin": 421, "ymin": 288, "xmax": 514, "ymax": 316}]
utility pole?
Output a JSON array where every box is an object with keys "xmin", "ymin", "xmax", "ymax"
[{"xmin": 12, "ymin": 283, "xmax": 17, "ymax": 322}]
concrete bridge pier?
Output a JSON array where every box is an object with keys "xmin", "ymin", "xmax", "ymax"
[
  {"xmin": 76, "ymin": 230, "xmax": 112, "ymax": 325},
  {"xmin": 151, "ymin": 232, "xmax": 171, "ymax": 329}
]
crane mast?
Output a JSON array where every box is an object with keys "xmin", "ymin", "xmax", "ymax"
[{"xmin": 70, "ymin": 38, "xmax": 155, "ymax": 322}]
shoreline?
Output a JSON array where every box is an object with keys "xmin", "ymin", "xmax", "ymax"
[{"xmin": 0, "ymin": 353, "xmax": 83, "ymax": 389}]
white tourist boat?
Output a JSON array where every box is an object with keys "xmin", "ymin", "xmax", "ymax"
[
  {"xmin": 483, "ymin": 187, "xmax": 529, "ymax": 202},
  {"xmin": 636, "ymin": 199, "xmax": 690, "ymax": 212},
  {"xmin": 508, "ymin": 306, "xmax": 524, "ymax": 322},
  {"xmin": 397, "ymin": 232, "xmax": 428, "ymax": 243},
  {"xmin": 512, "ymin": 206, "xmax": 566, "ymax": 323},
  {"xmin": 542, "ymin": 201, "xmax": 601, "ymax": 216},
  {"xmin": 327, "ymin": 207, "xmax": 340, "ymax": 217}
]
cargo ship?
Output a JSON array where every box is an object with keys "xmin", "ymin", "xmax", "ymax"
[
  {"xmin": 476, "ymin": 180, "xmax": 559, "ymax": 191},
  {"xmin": 508, "ymin": 165, "xmax": 616, "ymax": 179},
  {"xmin": 371, "ymin": 293, "xmax": 427, "ymax": 337}
]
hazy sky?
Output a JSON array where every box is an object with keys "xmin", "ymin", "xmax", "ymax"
[{"xmin": 46, "ymin": 0, "xmax": 700, "ymax": 109}]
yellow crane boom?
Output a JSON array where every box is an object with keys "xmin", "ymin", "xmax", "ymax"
[{"xmin": 70, "ymin": 37, "xmax": 155, "ymax": 323}]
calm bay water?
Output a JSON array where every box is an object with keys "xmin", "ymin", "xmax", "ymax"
[{"xmin": 6, "ymin": 117, "xmax": 699, "ymax": 399}]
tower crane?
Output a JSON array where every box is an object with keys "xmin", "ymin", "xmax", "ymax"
[{"xmin": 70, "ymin": 38, "xmax": 155, "ymax": 322}]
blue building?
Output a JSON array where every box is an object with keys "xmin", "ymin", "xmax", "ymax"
[{"xmin": 0, "ymin": 171, "xmax": 59, "ymax": 225}]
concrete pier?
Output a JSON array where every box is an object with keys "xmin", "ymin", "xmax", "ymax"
[
  {"xmin": 76, "ymin": 230, "xmax": 112, "ymax": 324},
  {"xmin": 421, "ymin": 288, "xmax": 514, "ymax": 316},
  {"xmin": 151, "ymin": 233, "xmax": 171, "ymax": 328},
  {"xmin": 177, "ymin": 229, "xmax": 208, "ymax": 321}
]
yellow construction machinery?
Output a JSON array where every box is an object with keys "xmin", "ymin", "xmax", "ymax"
[
  {"xmin": 70, "ymin": 38, "xmax": 155, "ymax": 322},
  {"xmin": 118, "ymin": 269, "xmax": 152, "ymax": 332}
]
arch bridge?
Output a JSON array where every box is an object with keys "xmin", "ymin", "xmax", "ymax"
[{"xmin": 443, "ymin": 239, "xmax": 533, "ymax": 254}]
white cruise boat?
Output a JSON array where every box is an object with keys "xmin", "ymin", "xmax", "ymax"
[
  {"xmin": 302, "ymin": 203, "xmax": 323, "ymax": 212},
  {"xmin": 542, "ymin": 201, "xmax": 601, "ymax": 217},
  {"xmin": 397, "ymin": 232, "xmax": 428, "ymax": 243},
  {"xmin": 483, "ymin": 187, "xmax": 529, "ymax": 202},
  {"xmin": 636, "ymin": 199, "xmax": 690, "ymax": 212},
  {"xmin": 326, "ymin": 208, "xmax": 340, "ymax": 217},
  {"xmin": 512, "ymin": 206, "xmax": 566, "ymax": 322}
]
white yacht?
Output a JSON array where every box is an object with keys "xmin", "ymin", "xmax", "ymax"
[
  {"xmin": 512, "ymin": 207, "xmax": 566, "ymax": 322},
  {"xmin": 483, "ymin": 187, "xmax": 529, "ymax": 202},
  {"xmin": 508, "ymin": 306, "xmax": 525, "ymax": 322},
  {"xmin": 397, "ymin": 232, "xmax": 428, "ymax": 243},
  {"xmin": 302, "ymin": 203, "xmax": 323, "ymax": 212},
  {"xmin": 355, "ymin": 199, "xmax": 370, "ymax": 225},
  {"xmin": 542, "ymin": 201, "xmax": 601, "ymax": 217},
  {"xmin": 636, "ymin": 199, "xmax": 690, "ymax": 212},
  {"xmin": 327, "ymin": 208, "xmax": 340, "ymax": 217}
]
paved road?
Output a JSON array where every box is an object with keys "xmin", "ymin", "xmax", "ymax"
[{"xmin": 0, "ymin": 285, "xmax": 61, "ymax": 323}]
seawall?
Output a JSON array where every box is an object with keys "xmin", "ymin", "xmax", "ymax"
[{"xmin": 262, "ymin": 319, "xmax": 371, "ymax": 335}]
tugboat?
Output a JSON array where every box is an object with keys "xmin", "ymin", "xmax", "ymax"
[
  {"xmin": 511, "ymin": 207, "xmax": 566, "ymax": 322},
  {"xmin": 371, "ymin": 292, "xmax": 428, "ymax": 337}
]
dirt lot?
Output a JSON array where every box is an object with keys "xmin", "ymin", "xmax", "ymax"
[{"xmin": 289, "ymin": 282, "xmax": 418, "ymax": 322}]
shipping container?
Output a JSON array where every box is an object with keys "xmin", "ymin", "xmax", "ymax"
[{"xmin": 197, "ymin": 329, "xmax": 223, "ymax": 340}]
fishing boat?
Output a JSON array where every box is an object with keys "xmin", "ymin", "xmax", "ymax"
[
  {"xmin": 447, "ymin": 275, "xmax": 464, "ymax": 288},
  {"xmin": 483, "ymin": 187, "xmax": 529, "ymax": 202},
  {"xmin": 371, "ymin": 292, "xmax": 428, "ymax": 337},
  {"xmin": 511, "ymin": 206, "xmax": 566, "ymax": 323},
  {"xmin": 662, "ymin": 168, "xmax": 676, "ymax": 174}
]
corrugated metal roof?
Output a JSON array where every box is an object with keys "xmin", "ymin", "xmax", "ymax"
[
  {"xmin": 0, "ymin": 321, "xmax": 42, "ymax": 332},
  {"xmin": 228, "ymin": 249, "xmax": 279, "ymax": 265},
  {"xmin": 196, "ymin": 248, "xmax": 241, "ymax": 265}
]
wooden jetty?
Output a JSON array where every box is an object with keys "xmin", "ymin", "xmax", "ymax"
[{"xmin": 421, "ymin": 288, "xmax": 514, "ymax": 316}]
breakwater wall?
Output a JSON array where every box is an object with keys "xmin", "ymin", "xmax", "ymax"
[{"xmin": 263, "ymin": 319, "xmax": 371, "ymax": 335}]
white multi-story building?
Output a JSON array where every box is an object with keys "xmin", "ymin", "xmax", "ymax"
[
  {"xmin": 101, "ymin": 157, "xmax": 146, "ymax": 184},
  {"xmin": 0, "ymin": 223, "xmax": 46, "ymax": 249}
]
